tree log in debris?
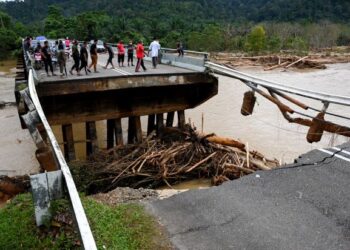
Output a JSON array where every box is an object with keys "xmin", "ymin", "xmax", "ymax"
[
  {"xmin": 70, "ymin": 125, "xmax": 279, "ymax": 194},
  {"xmin": 213, "ymin": 54, "xmax": 328, "ymax": 70}
]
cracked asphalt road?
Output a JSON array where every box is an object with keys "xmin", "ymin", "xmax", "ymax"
[{"xmin": 146, "ymin": 142, "xmax": 350, "ymax": 250}]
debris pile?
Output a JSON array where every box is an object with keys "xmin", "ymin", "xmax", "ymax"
[
  {"xmin": 71, "ymin": 125, "xmax": 279, "ymax": 194},
  {"xmin": 212, "ymin": 54, "xmax": 334, "ymax": 70}
]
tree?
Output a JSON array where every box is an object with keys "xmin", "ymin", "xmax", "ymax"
[
  {"xmin": 0, "ymin": 11, "xmax": 21, "ymax": 59},
  {"xmin": 286, "ymin": 36, "xmax": 308, "ymax": 52},
  {"xmin": 0, "ymin": 11, "xmax": 12, "ymax": 29},
  {"xmin": 245, "ymin": 25, "xmax": 266, "ymax": 53},
  {"xmin": 44, "ymin": 5, "xmax": 65, "ymax": 38},
  {"xmin": 0, "ymin": 28, "xmax": 18, "ymax": 59}
]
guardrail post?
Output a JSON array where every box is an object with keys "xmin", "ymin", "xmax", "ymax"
[{"xmin": 30, "ymin": 170, "xmax": 63, "ymax": 226}]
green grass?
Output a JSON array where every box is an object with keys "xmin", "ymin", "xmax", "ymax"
[
  {"xmin": 0, "ymin": 194, "xmax": 171, "ymax": 250},
  {"xmin": 0, "ymin": 194, "xmax": 76, "ymax": 250}
]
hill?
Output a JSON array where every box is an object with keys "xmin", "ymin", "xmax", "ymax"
[{"xmin": 1, "ymin": 0, "xmax": 350, "ymax": 24}]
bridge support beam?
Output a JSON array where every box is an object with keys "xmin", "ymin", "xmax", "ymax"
[
  {"xmin": 62, "ymin": 124, "xmax": 75, "ymax": 161},
  {"xmin": 147, "ymin": 114, "xmax": 156, "ymax": 135},
  {"xmin": 178, "ymin": 110, "xmax": 185, "ymax": 128},
  {"xmin": 106, "ymin": 119, "xmax": 124, "ymax": 149},
  {"xmin": 166, "ymin": 112, "xmax": 175, "ymax": 127},
  {"xmin": 107, "ymin": 119, "xmax": 115, "ymax": 149},
  {"xmin": 86, "ymin": 121, "xmax": 98, "ymax": 156},
  {"xmin": 114, "ymin": 118, "xmax": 123, "ymax": 146},
  {"xmin": 128, "ymin": 116, "xmax": 142, "ymax": 144},
  {"xmin": 156, "ymin": 113, "xmax": 164, "ymax": 135}
]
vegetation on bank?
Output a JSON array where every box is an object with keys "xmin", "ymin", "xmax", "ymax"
[
  {"xmin": 1, "ymin": 1, "xmax": 350, "ymax": 59},
  {"xmin": 0, "ymin": 194, "xmax": 170, "ymax": 250}
]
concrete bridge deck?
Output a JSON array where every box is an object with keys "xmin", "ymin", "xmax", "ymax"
[
  {"xmin": 37, "ymin": 52, "xmax": 198, "ymax": 83},
  {"xmin": 31, "ymin": 52, "xmax": 218, "ymax": 126}
]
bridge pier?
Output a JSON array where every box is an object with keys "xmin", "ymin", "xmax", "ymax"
[
  {"xmin": 106, "ymin": 119, "xmax": 115, "ymax": 149},
  {"xmin": 128, "ymin": 116, "xmax": 142, "ymax": 144},
  {"xmin": 166, "ymin": 112, "xmax": 175, "ymax": 127},
  {"xmin": 62, "ymin": 124, "xmax": 76, "ymax": 161},
  {"xmin": 178, "ymin": 110, "xmax": 186, "ymax": 128},
  {"xmin": 86, "ymin": 121, "xmax": 98, "ymax": 156},
  {"xmin": 114, "ymin": 118, "xmax": 123, "ymax": 146},
  {"xmin": 156, "ymin": 113, "xmax": 164, "ymax": 135},
  {"xmin": 147, "ymin": 114, "xmax": 156, "ymax": 135}
]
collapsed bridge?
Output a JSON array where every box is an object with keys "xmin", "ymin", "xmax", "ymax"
[{"xmin": 14, "ymin": 44, "xmax": 350, "ymax": 249}]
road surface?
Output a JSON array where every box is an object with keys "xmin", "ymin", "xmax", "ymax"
[{"xmin": 147, "ymin": 143, "xmax": 350, "ymax": 250}]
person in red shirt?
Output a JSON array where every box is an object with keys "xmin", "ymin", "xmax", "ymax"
[
  {"xmin": 135, "ymin": 40, "xmax": 147, "ymax": 72},
  {"xmin": 117, "ymin": 40, "xmax": 125, "ymax": 67}
]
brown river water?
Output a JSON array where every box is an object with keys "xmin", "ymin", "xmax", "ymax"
[{"xmin": 51, "ymin": 63, "xmax": 350, "ymax": 165}]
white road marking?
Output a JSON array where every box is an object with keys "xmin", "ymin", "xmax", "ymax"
[
  {"xmin": 97, "ymin": 62, "xmax": 131, "ymax": 75},
  {"xmin": 318, "ymin": 148, "xmax": 350, "ymax": 163},
  {"xmin": 332, "ymin": 147, "xmax": 350, "ymax": 156},
  {"xmin": 97, "ymin": 63, "xmax": 132, "ymax": 76}
]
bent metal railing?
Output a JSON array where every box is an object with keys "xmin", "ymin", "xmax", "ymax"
[
  {"xmin": 205, "ymin": 62, "xmax": 350, "ymax": 107},
  {"xmin": 22, "ymin": 46, "xmax": 97, "ymax": 249},
  {"xmin": 205, "ymin": 62, "xmax": 350, "ymax": 142}
]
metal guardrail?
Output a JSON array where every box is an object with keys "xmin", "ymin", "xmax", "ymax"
[
  {"xmin": 27, "ymin": 70, "xmax": 97, "ymax": 249},
  {"xmin": 160, "ymin": 47, "xmax": 209, "ymax": 58},
  {"xmin": 103, "ymin": 42, "xmax": 209, "ymax": 58},
  {"xmin": 22, "ymin": 45, "xmax": 97, "ymax": 249},
  {"xmin": 205, "ymin": 62, "xmax": 350, "ymax": 107}
]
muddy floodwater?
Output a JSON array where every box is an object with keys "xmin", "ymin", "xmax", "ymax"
[{"xmin": 52, "ymin": 63, "xmax": 350, "ymax": 164}]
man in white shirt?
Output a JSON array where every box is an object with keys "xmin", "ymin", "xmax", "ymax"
[{"xmin": 149, "ymin": 37, "xmax": 161, "ymax": 69}]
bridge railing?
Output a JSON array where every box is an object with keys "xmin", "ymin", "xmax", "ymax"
[
  {"xmin": 22, "ymin": 46, "xmax": 97, "ymax": 250},
  {"xmin": 205, "ymin": 62, "xmax": 350, "ymax": 106}
]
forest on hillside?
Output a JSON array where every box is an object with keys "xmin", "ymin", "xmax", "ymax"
[
  {"xmin": 2, "ymin": 0, "xmax": 350, "ymax": 23},
  {"xmin": 1, "ymin": 0, "xmax": 350, "ymax": 59}
]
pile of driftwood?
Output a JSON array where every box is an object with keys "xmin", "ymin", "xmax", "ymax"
[
  {"xmin": 71, "ymin": 125, "xmax": 279, "ymax": 193},
  {"xmin": 213, "ymin": 55, "xmax": 327, "ymax": 70}
]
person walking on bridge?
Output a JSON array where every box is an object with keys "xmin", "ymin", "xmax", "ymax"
[
  {"xmin": 117, "ymin": 40, "xmax": 125, "ymax": 67},
  {"xmin": 103, "ymin": 42, "xmax": 115, "ymax": 69},
  {"xmin": 65, "ymin": 37, "xmax": 70, "ymax": 48},
  {"xmin": 41, "ymin": 40, "xmax": 56, "ymax": 77},
  {"xmin": 149, "ymin": 37, "xmax": 161, "ymax": 68},
  {"xmin": 57, "ymin": 40, "xmax": 67, "ymax": 77},
  {"xmin": 127, "ymin": 40, "xmax": 135, "ymax": 66},
  {"xmin": 177, "ymin": 41, "xmax": 184, "ymax": 57},
  {"xmin": 79, "ymin": 41, "xmax": 90, "ymax": 75},
  {"xmin": 88, "ymin": 39, "xmax": 99, "ymax": 73},
  {"xmin": 69, "ymin": 40, "xmax": 81, "ymax": 76},
  {"xmin": 135, "ymin": 40, "xmax": 147, "ymax": 72}
]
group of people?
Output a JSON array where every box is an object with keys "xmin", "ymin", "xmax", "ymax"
[
  {"xmin": 102, "ymin": 37, "xmax": 161, "ymax": 72},
  {"xmin": 24, "ymin": 36, "xmax": 183, "ymax": 77}
]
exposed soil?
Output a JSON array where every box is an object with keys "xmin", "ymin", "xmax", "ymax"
[{"xmin": 92, "ymin": 187, "xmax": 159, "ymax": 205}]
